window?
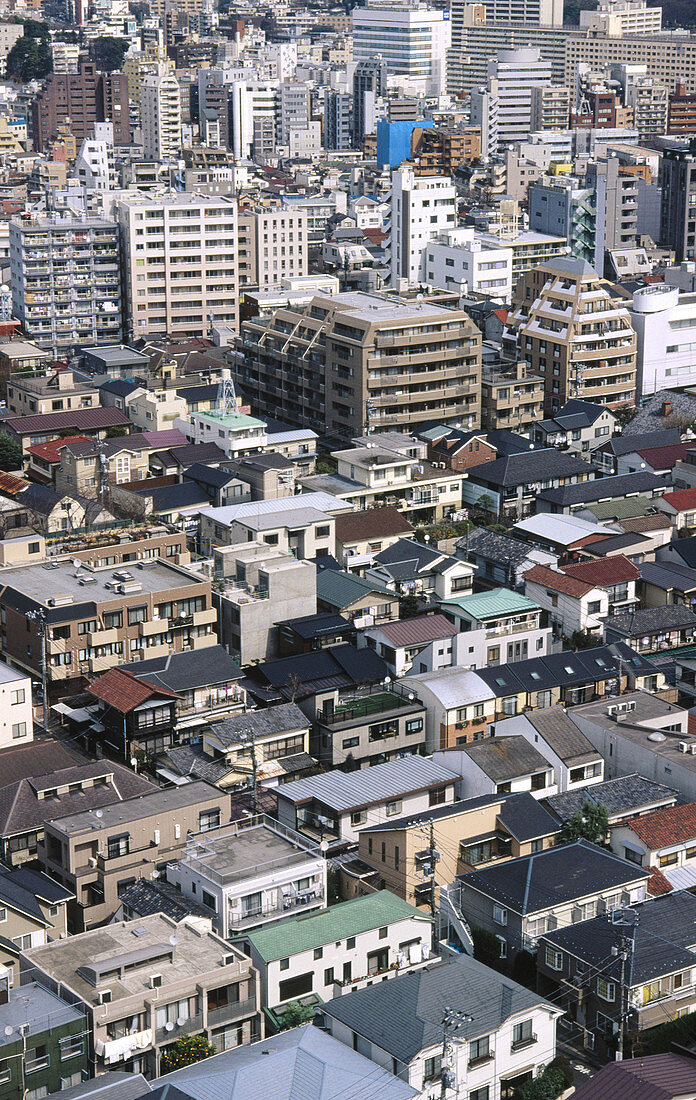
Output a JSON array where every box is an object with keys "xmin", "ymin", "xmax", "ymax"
[
  {"xmin": 469, "ymin": 1036, "xmax": 490, "ymax": 1063},
  {"xmin": 424, "ymin": 1055, "xmax": 442, "ymax": 1081},
  {"xmin": 429, "ymin": 786, "xmax": 447, "ymax": 807},
  {"xmin": 280, "ymin": 958, "xmax": 290, "ymax": 971},
  {"xmin": 0, "ymin": 1060, "xmax": 9, "ymax": 1084},
  {"xmin": 25, "ymin": 1045, "xmax": 49, "ymax": 1073},
  {"xmin": 597, "ymin": 978, "xmax": 615, "ymax": 1001},
  {"xmin": 107, "ymin": 834, "xmax": 129, "ymax": 859},
  {"xmin": 0, "ymin": 909, "xmax": 6, "ymax": 923},
  {"xmin": 347, "ymin": 937, "xmax": 355, "ymax": 949},
  {"xmin": 545, "ymin": 947, "xmax": 563, "ymax": 971},
  {"xmin": 201, "ymin": 890, "xmax": 216, "ymax": 911},
  {"xmin": 379, "ymin": 926, "xmax": 388, "ymax": 939},
  {"xmin": 493, "ymin": 905, "xmax": 507, "ymax": 926},
  {"xmin": 659, "ymin": 852, "xmax": 678, "ymax": 868},
  {"xmin": 103, "ymin": 611, "xmax": 122, "ymax": 629},
  {"xmin": 343, "ymin": 737, "xmax": 359, "ymax": 749},
  {"xmin": 530, "ymin": 771, "xmax": 547, "ymax": 791},
  {"xmin": 10, "ymin": 689, "xmax": 25, "ymax": 705},
  {"xmin": 199, "ymin": 808, "xmax": 220, "ymax": 832},
  {"xmin": 279, "ymin": 973, "xmax": 313, "ymax": 1001},
  {"xmin": 324, "ymin": 967, "xmax": 334, "ymax": 984},
  {"xmin": 351, "ymin": 810, "xmax": 367, "ymax": 826},
  {"xmin": 588, "ymin": 601, "xmax": 601, "ymax": 614},
  {"xmin": 623, "ymin": 847, "xmax": 642, "ymax": 866},
  {"xmin": 512, "ymin": 1020, "xmax": 534, "ymax": 1047},
  {"xmin": 470, "ymin": 1089, "xmax": 490, "ymax": 1100},
  {"xmin": 12, "ymin": 723, "xmax": 27, "ymax": 739},
  {"xmin": 386, "ymin": 800, "xmax": 402, "ymax": 817},
  {"xmin": 406, "ymin": 718, "xmax": 423, "ymax": 734},
  {"xmin": 127, "ymin": 606, "xmax": 147, "ymax": 625},
  {"xmin": 59, "ymin": 1035, "xmax": 84, "ymax": 1061},
  {"xmin": 13, "ymin": 933, "xmax": 31, "ymax": 950}
]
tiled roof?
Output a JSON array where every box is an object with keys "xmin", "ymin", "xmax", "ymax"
[
  {"xmin": 660, "ymin": 487, "xmax": 696, "ymax": 511},
  {"xmin": 570, "ymin": 1053, "xmax": 696, "ymax": 1100},
  {"xmin": 5, "ymin": 406, "xmax": 130, "ymax": 435},
  {"xmin": 373, "ymin": 615, "xmax": 458, "ymax": 648},
  {"xmin": 538, "ymin": 471, "xmax": 666, "ymax": 507},
  {"xmin": 88, "ymin": 668, "xmax": 180, "ymax": 713},
  {"xmin": 469, "ymin": 448, "xmax": 594, "ymax": 489},
  {"xmin": 635, "ymin": 443, "xmax": 693, "ymax": 469},
  {"xmin": 524, "ymin": 564, "xmax": 594, "ymax": 597},
  {"xmin": 608, "ymin": 604, "xmax": 696, "ymax": 636},
  {"xmin": 646, "ymin": 867, "xmax": 673, "ymax": 896},
  {"xmin": 442, "ymin": 587, "xmax": 540, "ymax": 620},
  {"xmin": 334, "ymin": 506, "xmax": 414, "ymax": 543},
  {"xmin": 0, "ymin": 471, "xmax": 29, "ymax": 495},
  {"xmin": 562, "ymin": 554, "xmax": 641, "ymax": 586},
  {"xmin": 27, "ymin": 435, "xmax": 92, "ymax": 463},
  {"xmin": 622, "ymin": 803, "xmax": 696, "ymax": 850},
  {"xmin": 618, "ymin": 514, "xmax": 672, "ymax": 533}
]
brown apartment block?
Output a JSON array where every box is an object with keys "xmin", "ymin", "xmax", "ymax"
[
  {"xmin": 32, "ymin": 60, "xmax": 129, "ymax": 152},
  {"xmin": 410, "ymin": 126, "xmax": 481, "ymax": 176},
  {"xmin": 238, "ymin": 290, "xmax": 482, "ymax": 442},
  {"xmin": 0, "ymin": 556, "xmax": 215, "ymax": 697},
  {"xmin": 481, "ymin": 359, "xmax": 545, "ymax": 433},
  {"xmin": 509, "ymin": 256, "xmax": 637, "ymax": 415},
  {"xmin": 668, "ymin": 82, "xmax": 696, "ymax": 134}
]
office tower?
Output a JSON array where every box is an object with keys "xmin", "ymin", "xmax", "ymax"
[
  {"xmin": 325, "ymin": 91, "xmax": 353, "ymax": 150},
  {"xmin": 117, "ymin": 193, "xmax": 238, "ymax": 340},
  {"xmin": 140, "ymin": 64, "xmax": 182, "ymax": 161},
  {"xmin": 352, "ymin": 1, "xmax": 450, "ymax": 96},
  {"xmin": 485, "ymin": 49, "xmax": 552, "ymax": 148},
  {"xmin": 389, "ymin": 168, "xmax": 456, "ymax": 288},
  {"xmin": 32, "ymin": 59, "xmax": 129, "ymax": 152},
  {"xmin": 353, "ymin": 59, "xmax": 388, "ymax": 145},
  {"xmin": 229, "ymin": 80, "xmax": 279, "ymax": 160},
  {"xmin": 660, "ymin": 143, "xmax": 696, "ymax": 264},
  {"xmin": 10, "ymin": 209, "xmax": 123, "ymax": 358},
  {"xmin": 237, "ymin": 208, "xmax": 308, "ymax": 291},
  {"xmin": 579, "ymin": 0, "xmax": 662, "ymax": 35},
  {"xmin": 510, "ymin": 257, "xmax": 637, "ymax": 413},
  {"xmin": 238, "ymin": 290, "xmax": 481, "ymax": 439},
  {"xmin": 277, "ymin": 82, "xmax": 309, "ymax": 146},
  {"xmin": 529, "ymin": 177, "xmax": 598, "ymax": 268}
]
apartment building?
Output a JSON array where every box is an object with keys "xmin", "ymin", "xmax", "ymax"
[
  {"xmin": 237, "ymin": 207, "xmax": 308, "ymax": 292},
  {"xmin": 40, "ymin": 781, "xmax": 230, "ymax": 930},
  {"xmin": 0, "ymin": 867, "xmax": 73, "ymax": 984},
  {"xmin": 31, "ymin": 60, "xmax": 128, "ymax": 151},
  {"xmin": 117, "ymin": 192, "xmax": 238, "ymax": 340},
  {"xmin": 530, "ymin": 85, "xmax": 570, "ymax": 130},
  {"xmin": 167, "ymin": 816, "xmax": 327, "ymax": 935},
  {"xmin": 389, "ymin": 169, "xmax": 456, "ymax": 287},
  {"xmin": 238, "ymin": 290, "xmax": 482, "ymax": 442},
  {"xmin": 0, "ymin": 557, "xmax": 215, "ymax": 696},
  {"xmin": 481, "ymin": 359, "xmax": 545, "ymax": 433},
  {"xmin": 140, "ymin": 65, "xmax": 182, "ymax": 161},
  {"xmin": 509, "ymin": 256, "xmax": 637, "ymax": 414},
  {"xmin": 9, "ymin": 210, "xmax": 123, "ymax": 358},
  {"xmin": 5, "ymin": 370, "xmax": 99, "ymax": 417},
  {"xmin": 423, "ymin": 228, "xmax": 513, "ymax": 300},
  {"xmin": 631, "ymin": 283, "xmax": 696, "ymax": 395},
  {"xmin": 410, "ymin": 127, "xmax": 481, "ymax": 175},
  {"xmin": 22, "ymin": 914, "xmax": 261, "ymax": 1078}
]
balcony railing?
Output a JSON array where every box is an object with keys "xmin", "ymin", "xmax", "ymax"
[
  {"xmin": 155, "ymin": 1013, "xmax": 204, "ymax": 1045},
  {"xmin": 320, "ymin": 689, "xmax": 417, "ymax": 727},
  {"xmin": 511, "ymin": 1034, "xmax": 537, "ymax": 1051},
  {"xmin": 228, "ymin": 886, "xmax": 325, "ymax": 930},
  {"xmin": 206, "ymin": 996, "xmax": 256, "ymax": 1027}
]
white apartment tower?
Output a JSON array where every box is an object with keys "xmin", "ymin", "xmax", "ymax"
[
  {"xmin": 389, "ymin": 168, "xmax": 456, "ymax": 287},
  {"xmin": 485, "ymin": 48, "xmax": 552, "ymax": 150},
  {"xmin": 117, "ymin": 193, "xmax": 238, "ymax": 340},
  {"xmin": 352, "ymin": 0, "xmax": 451, "ymax": 96},
  {"xmin": 141, "ymin": 64, "xmax": 182, "ymax": 161}
]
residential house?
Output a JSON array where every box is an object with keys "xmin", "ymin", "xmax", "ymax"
[
  {"xmin": 492, "ymin": 707, "xmax": 604, "ymax": 793},
  {"xmin": 458, "ymin": 839, "xmax": 650, "ymax": 960},
  {"xmin": 562, "ymin": 556, "xmax": 641, "ymax": 617},
  {"xmin": 0, "ymin": 971, "xmax": 89, "ymax": 1099},
  {"xmin": 438, "ymin": 588, "xmax": 551, "ymax": 667},
  {"xmin": 593, "ymin": 428, "xmax": 681, "ymax": 475},
  {"xmin": 360, "ymin": 615, "xmax": 459, "ymax": 677},
  {"xmin": 401, "ymin": 667, "xmax": 497, "ymax": 751},
  {"xmin": 0, "ymin": 661, "xmax": 32, "ymax": 752},
  {"xmin": 423, "ymin": 427, "xmax": 497, "ymax": 472},
  {"xmin": 535, "ymin": 471, "xmax": 669, "ymax": 517},
  {"xmin": 25, "ymin": 435, "xmax": 93, "ymax": 487},
  {"xmin": 275, "ymin": 756, "xmax": 458, "ymax": 845},
  {"xmin": 1, "ymin": 407, "xmax": 131, "ymax": 454},
  {"xmin": 655, "ymin": 487, "xmax": 696, "ymax": 531},
  {"xmin": 5, "ymin": 369, "xmax": 99, "ymax": 417},
  {"xmin": 524, "ymin": 565, "xmax": 611, "ymax": 640},
  {"xmin": 364, "ymin": 539, "xmax": 475, "ymax": 603},
  {"xmin": 198, "ymin": 493, "xmax": 350, "ymax": 562},
  {"xmin": 635, "ymin": 443, "xmax": 696, "ymax": 477},
  {"xmin": 543, "ymin": 774, "xmax": 679, "ymax": 831},
  {"xmin": 0, "ymin": 758, "xmax": 153, "ymax": 870},
  {"xmin": 610, "ymin": 802, "xmax": 696, "ymax": 889},
  {"xmin": 321, "ymin": 954, "xmax": 563, "ymax": 1100},
  {"xmin": 55, "ymin": 433, "xmax": 191, "ymax": 498},
  {"xmin": 356, "ymin": 792, "xmax": 559, "ymax": 913},
  {"xmin": 276, "ymin": 612, "xmax": 356, "ymax": 656},
  {"xmin": 460, "ymin": 528, "xmax": 557, "ymax": 592},
  {"xmin": 0, "ymin": 868, "xmax": 73, "ymax": 985},
  {"xmin": 603, "ymin": 604, "xmax": 696, "ymax": 652},
  {"xmin": 513, "ymin": 513, "xmax": 616, "ymax": 561},
  {"xmin": 13, "ymin": 483, "xmax": 115, "ymax": 536},
  {"xmin": 639, "ymin": 561, "xmax": 696, "ymax": 608},
  {"xmin": 537, "ymin": 892, "xmax": 696, "ymax": 1051},
  {"xmin": 566, "ymin": 692, "xmax": 696, "ymax": 802},
  {"xmin": 39, "ymin": 781, "xmax": 231, "ymax": 931},
  {"xmin": 567, "ymin": 1052, "xmax": 696, "ymax": 1100},
  {"xmin": 21, "ymin": 914, "xmax": 261, "ymax": 1079},
  {"xmin": 462, "ymin": 449, "xmax": 595, "ymax": 520},
  {"xmin": 532, "ymin": 399, "xmax": 616, "ymax": 455},
  {"xmin": 167, "ymin": 816, "xmax": 327, "ymax": 936},
  {"xmin": 334, "ymin": 507, "xmax": 414, "ymax": 572},
  {"xmin": 315, "ymin": 570, "xmax": 399, "ymax": 626},
  {"xmin": 656, "ymin": 534, "xmax": 696, "ymax": 571},
  {"xmin": 239, "ymin": 891, "xmax": 432, "ymax": 1016},
  {"xmin": 433, "ymin": 738, "xmax": 558, "ymax": 800}
]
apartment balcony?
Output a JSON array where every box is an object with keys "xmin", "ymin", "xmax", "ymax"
[
  {"xmin": 96, "ymin": 839, "xmax": 158, "ymax": 872},
  {"xmin": 193, "ymin": 607, "xmax": 217, "ymax": 627},
  {"xmin": 190, "ymin": 634, "xmax": 217, "ymax": 651},
  {"xmin": 206, "ymin": 996, "xmax": 257, "ymax": 1027},
  {"xmin": 228, "ymin": 888, "xmax": 325, "ymax": 931},
  {"xmin": 135, "ymin": 643, "xmax": 170, "ymax": 660},
  {"xmin": 155, "ymin": 1012, "xmax": 204, "ymax": 1045},
  {"xmin": 140, "ymin": 618, "xmax": 165, "ymax": 637},
  {"xmin": 319, "ymin": 687, "xmax": 419, "ymax": 728},
  {"xmin": 87, "ymin": 627, "xmax": 119, "ymax": 646},
  {"xmin": 89, "ymin": 653, "xmax": 119, "ymax": 673}
]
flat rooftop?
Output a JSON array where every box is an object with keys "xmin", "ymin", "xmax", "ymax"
[
  {"xmin": 181, "ymin": 820, "xmax": 320, "ymax": 884},
  {"xmin": 50, "ymin": 780, "xmax": 218, "ymax": 838},
  {"xmin": 571, "ymin": 692, "xmax": 696, "ymax": 767},
  {"xmin": 329, "ymin": 291, "xmax": 459, "ymax": 323},
  {"xmin": 2, "ymin": 558, "xmax": 201, "ymax": 607},
  {"xmin": 0, "ymin": 982, "xmax": 84, "ymax": 1047}
]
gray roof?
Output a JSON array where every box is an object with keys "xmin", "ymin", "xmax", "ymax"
[
  {"xmin": 147, "ymin": 1024, "xmax": 416, "ymax": 1100},
  {"xmin": 522, "ymin": 708, "xmax": 602, "ymax": 766},
  {"xmin": 496, "ymin": 792, "xmax": 561, "ymax": 843},
  {"xmin": 623, "ymin": 389, "xmax": 696, "ymax": 436},
  {"xmin": 316, "ymin": 568, "xmax": 392, "ymax": 610},
  {"xmin": 469, "ymin": 449, "xmax": 594, "ymax": 490},
  {"xmin": 461, "ymin": 736, "xmax": 552, "ymax": 781},
  {"xmin": 543, "ymin": 774, "xmax": 679, "ymax": 824},
  {"xmin": 0, "ymin": 982, "xmax": 84, "ymax": 1046},
  {"xmin": 277, "ymin": 756, "xmax": 458, "ymax": 813},
  {"xmin": 209, "ymin": 703, "xmax": 309, "ymax": 748},
  {"xmin": 464, "ymin": 527, "xmax": 547, "ymax": 570},
  {"xmin": 118, "ymin": 879, "xmax": 211, "ymax": 922},
  {"xmin": 538, "ymin": 471, "xmax": 666, "ymax": 506},
  {"xmin": 121, "ymin": 646, "xmax": 243, "ymax": 691},
  {"xmin": 321, "ymin": 955, "xmax": 558, "ymax": 1062},
  {"xmin": 49, "ymin": 780, "xmax": 220, "ymax": 838},
  {"xmin": 606, "ymin": 604, "xmax": 696, "ymax": 637},
  {"xmin": 53, "ymin": 1073, "xmax": 151, "ymax": 1100},
  {"xmin": 603, "ymin": 429, "xmax": 681, "ymax": 457},
  {"xmin": 639, "ymin": 560, "xmax": 696, "ymax": 592}
]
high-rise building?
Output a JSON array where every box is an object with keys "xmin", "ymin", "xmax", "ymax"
[
  {"xmin": 117, "ymin": 192, "xmax": 238, "ymax": 340},
  {"xmin": 660, "ymin": 143, "xmax": 696, "ymax": 264},
  {"xmin": 530, "ymin": 84, "xmax": 570, "ymax": 130},
  {"xmin": 352, "ymin": 0, "xmax": 450, "ymax": 96},
  {"xmin": 10, "ymin": 209, "xmax": 123, "ymax": 358},
  {"xmin": 469, "ymin": 87, "xmax": 499, "ymax": 159},
  {"xmin": 325, "ymin": 91, "xmax": 353, "ymax": 150},
  {"xmin": 277, "ymin": 81, "xmax": 309, "ymax": 145},
  {"xmin": 229, "ymin": 80, "xmax": 279, "ymax": 160},
  {"xmin": 587, "ymin": 157, "xmax": 638, "ymax": 257},
  {"xmin": 237, "ymin": 208, "xmax": 308, "ymax": 292},
  {"xmin": 389, "ymin": 168, "xmax": 456, "ymax": 287},
  {"xmin": 668, "ymin": 83, "xmax": 696, "ymax": 134},
  {"xmin": 484, "ymin": 48, "xmax": 552, "ymax": 149},
  {"xmin": 579, "ymin": 0, "xmax": 662, "ymax": 35},
  {"xmin": 509, "ymin": 257, "xmax": 637, "ymax": 413},
  {"xmin": 611, "ymin": 64, "xmax": 668, "ymax": 140},
  {"xmin": 529, "ymin": 177, "xmax": 598, "ymax": 267},
  {"xmin": 237, "ymin": 290, "xmax": 482, "ymax": 441},
  {"xmin": 352, "ymin": 59, "xmax": 388, "ymax": 144},
  {"xmin": 32, "ymin": 59, "xmax": 129, "ymax": 152},
  {"xmin": 140, "ymin": 64, "xmax": 182, "ymax": 161},
  {"xmin": 452, "ymin": 0, "xmax": 562, "ymax": 28}
]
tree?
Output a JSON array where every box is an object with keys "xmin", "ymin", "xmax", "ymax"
[
  {"xmin": 278, "ymin": 1001, "xmax": 316, "ymax": 1030},
  {"xmin": 558, "ymin": 799, "xmax": 609, "ymax": 847},
  {"xmin": 160, "ymin": 1034, "xmax": 216, "ymax": 1074},
  {"xmin": 399, "ymin": 594, "xmax": 420, "ymax": 619},
  {"xmin": 89, "ymin": 36, "xmax": 128, "ymax": 72},
  {"xmin": 473, "ymin": 492, "xmax": 494, "ymax": 519},
  {"xmin": 6, "ymin": 20, "xmax": 52, "ymax": 82},
  {"xmin": 0, "ymin": 434, "xmax": 22, "ymax": 472}
]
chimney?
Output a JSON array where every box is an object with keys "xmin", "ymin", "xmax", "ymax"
[{"xmin": 661, "ymin": 400, "xmax": 672, "ymax": 417}]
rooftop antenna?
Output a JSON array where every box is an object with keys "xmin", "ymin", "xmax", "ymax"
[{"xmin": 216, "ymin": 367, "xmax": 239, "ymax": 417}]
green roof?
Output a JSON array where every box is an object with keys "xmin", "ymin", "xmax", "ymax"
[
  {"xmin": 440, "ymin": 587, "xmax": 539, "ymax": 621},
  {"xmin": 316, "ymin": 568, "xmax": 392, "ymax": 610},
  {"xmin": 243, "ymin": 891, "xmax": 425, "ymax": 964},
  {"xmin": 586, "ymin": 497, "xmax": 653, "ymax": 521}
]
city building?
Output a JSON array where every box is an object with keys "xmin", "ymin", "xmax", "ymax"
[
  {"xmin": 237, "ymin": 207, "xmax": 308, "ymax": 293},
  {"xmin": 530, "ymin": 85, "xmax": 570, "ymax": 130},
  {"xmin": 660, "ymin": 141, "xmax": 696, "ymax": 264},
  {"xmin": 423, "ymin": 228, "xmax": 512, "ymax": 300},
  {"xmin": 579, "ymin": 0, "xmax": 662, "ymax": 34},
  {"xmin": 0, "ymin": 660, "xmax": 32, "ymax": 751},
  {"xmin": 668, "ymin": 82, "xmax": 696, "ymax": 134},
  {"xmin": 116, "ymin": 192, "xmax": 238, "ymax": 339},
  {"xmin": 325, "ymin": 91, "xmax": 353, "ymax": 151},
  {"xmin": 22, "ymin": 914, "xmax": 261, "ymax": 1077},
  {"xmin": 352, "ymin": 59, "xmax": 388, "ymax": 144},
  {"xmin": 409, "ymin": 126, "xmax": 481, "ymax": 175},
  {"xmin": 389, "ymin": 169, "xmax": 456, "ymax": 287},
  {"xmin": 140, "ymin": 65, "xmax": 182, "ymax": 161},
  {"xmin": 630, "ymin": 283, "xmax": 696, "ymax": 396},
  {"xmin": 0, "ymin": 868, "xmax": 73, "ymax": 984},
  {"xmin": 493, "ymin": 707, "xmax": 604, "ymax": 792},
  {"xmin": 481, "ymin": 359, "xmax": 545, "ymax": 434},
  {"xmin": 31, "ymin": 60, "xmax": 129, "ymax": 152},
  {"xmin": 237, "ymin": 291, "xmax": 481, "ymax": 442},
  {"xmin": 352, "ymin": 1, "xmax": 450, "ymax": 96},
  {"xmin": 10, "ymin": 210, "xmax": 123, "ymax": 358},
  {"xmin": 480, "ymin": 49, "xmax": 553, "ymax": 151}
]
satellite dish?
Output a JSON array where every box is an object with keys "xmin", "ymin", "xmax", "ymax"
[
  {"xmin": 151, "ymin": 869, "xmax": 160, "ymax": 880},
  {"xmin": 169, "ymin": 935, "xmax": 178, "ymax": 946},
  {"xmin": 4, "ymin": 1027, "xmax": 12, "ymax": 1037},
  {"xmin": 164, "ymin": 1022, "xmax": 174, "ymax": 1032},
  {"xmin": 95, "ymin": 810, "xmax": 103, "ymax": 819},
  {"xmin": 176, "ymin": 1017, "xmax": 186, "ymax": 1028}
]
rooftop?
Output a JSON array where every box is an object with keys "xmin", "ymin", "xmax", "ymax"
[
  {"xmin": 621, "ymin": 802, "xmax": 696, "ymax": 849},
  {"xmin": 372, "ymin": 615, "xmax": 458, "ymax": 648},
  {"xmin": 441, "ymin": 587, "xmax": 540, "ymax": 621},
  {"xmin": 179, "ymin": 816, "xmax": 321, "ymax": 885},
  {"xmin": 519, "ymin": 708, "xmax": 601, "ymax": 766},
  {"xmin": 568, "ymin": 1052, "xmax": 696, "ymax": 1100},
  {"xmin": 277, "ymin": 756, "xmax": 457, "ymax": 814},
  {"xmin": 0, "ymin": 983, "xmax": 84, "ymax": 1048},
  {"xmin": 49, "ymin": 780, "xmax": 218, "ymax": 839},
  {"xmin": 0, "ymin": 559, "xmax": 201, "ymax": 614},
  {"xmin": 461, "ymin": 736, "xmax": 552, "ymax": 782},
  {"xmin": 208, "ymin": 702, "xmax": 309, "ymax": 748}
]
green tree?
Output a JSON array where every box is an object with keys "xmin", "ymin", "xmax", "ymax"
[
  {"xmin": 0, "ymin": 434, "xmax": 22, "ymax": 472},
  {"xmin": 514, "ymin": 1058, "xmax": 573, "ymax": 1100},
  {"xmin": 558, "ymin": 799, "xmax": 609, "ymax": 847},
  {"xmin": 399, "ymin": 594, "xmax": 420, "ymax": 619},
  {"xmin": 89, "ymin": 36, "xmax": 128, "ymax": 72},
  {"xmin": 160, "ymin": 1034, "xmax": 216, "ymax": 1074},
  {"xmin": 473, "ymin": 492, "xmax": 494, "ymax": 519},
  {"xmin": 6, "ymin": 21, "xmax": 52, "ymax": 82},
  {"xmin": 278, "ymin": 1001, "xmax": 316, "ymax": 1030}
]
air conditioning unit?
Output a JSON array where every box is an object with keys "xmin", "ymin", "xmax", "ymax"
[
  {"xmin": 98, "ymin": 989, "xmax": 112, "ymax": 1005},
  {"xmin": 87, "ymin": 857, "xmax": 97, "ymax": 868},
  {"xmin": 150, "ymin": 974, "xmax": 163, "ymax": 989}
]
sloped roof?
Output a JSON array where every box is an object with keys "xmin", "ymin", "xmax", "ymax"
[
  {"xmin": 469, "ymin": 448, "xmax": 594, "ymax": 489},
  {"xmin": 5, "ymin": 406, "xmax": 130, "ymax": 435},
  {"xmin": 525, "ymin": 564, "xmax": 594, "ymax": 598},
  {"xmin": 635, "ymin": 442, "xmax": 693, "ymax": 469},
  {"xmin": 562, "ymin": 554, "xmax": 641, "ymax": 586},
  {"xmin": 608, "ymin": 604, "xmax": 696, "ymax": 636},
  {"xmin": 622, "ymin": 802, "xmax": 696, "ymax": 850},
  {"xmin": 334, "ymin": 506, "xmax": 413, "ymax": 543},
  {"xmin": 544, "ymin": 774, "xmax": 678, "ymax": 824},
  {"xmin": 374, "ymin": 615, "xmax": 458, "ymax": 648},
  {"xmin": 209, "ymin": 703, "xmax": 309, "ymax": 748},
  {"xmin": 523, "ymin": 708, "xmax": 601, "ymax": 766},
  {"xmin": 88, "ymin": 668, "xmax": 180, "ymax": 713},
  {"xmin": 569, "ymin": 1054, "xmax": 696, "ymax": 1100},
  {"xmin": 122, "ymin": 646, "xmax": 243, "ymax": 692},
  {"xmin": 316, "ymin": 568, "xmax": 393, "ymax": 610},
  {"xmin": 442, "ymin": 587, "xmax": 539, "ymax": 620},
  {"xmin": 462, "ymin": 736, "xmax": 551, "ymax": 781},
  {"xmin": 27, "ymin": 435, "xmax": 92, "ymax": 463},
  {"xmin": 660, "ymin": 487, "xmax": 696, "ymax": 511},
  {"xmin": 277, "ymin": 756, "xmax": 457, "ymax": 813}
]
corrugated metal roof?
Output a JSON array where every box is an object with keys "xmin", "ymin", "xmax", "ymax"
[
  {"xmin": 5, "ymin": 407, "xmax": 130, "ymax": 434},
  {"xmin": 277, "ymin": 756, "xmax": 458, "ymax": 812},
  {"xmin": 373, "ymin": 615, "xmax": 458, "ymax": 648}
]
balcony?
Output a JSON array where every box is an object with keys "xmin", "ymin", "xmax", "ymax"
[
  {"xmin": 320, "ymin": 688, "xmax": 418, "ymax": 727},
  {"xmin": 140, "ymin": 618, "xmax": 166, "ymax": 637},
  {"xmin": 25, "ymin": 1053, "xmax": 50, "ymax": 1073},
  {"xmin": 193, "ymin": 607, "xmax": 217, "ymax": 627},
  {"xmin": 155, "ymin": 1013, "xmax": 203, "ymax": 1045},
  {"xmin": 511, "ymin": 1033, "xmax": 537, "ymax": 1052},
  {"xmin": 89, "ymin": 653, "xmax": 119, "ymax": 673},
  {"xmin": 228, "ymin": 886, "xmax": 325, "ymax": 931},
  {"xmin": 206, "ymin": 996, "xmax": 256, "ymax": 1027},
  {"xmin": 88, "ymin": 627, "xmax": 119, "ymax": 646}
]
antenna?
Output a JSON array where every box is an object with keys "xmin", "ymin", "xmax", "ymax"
[{"xmin": 216, "ymin": 368, "xmax": 239, "ymax": 418}]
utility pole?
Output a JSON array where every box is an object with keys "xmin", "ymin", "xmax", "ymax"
[
  {"xmin": 613, "ymin": 907, "xmax": 638, "ymax": 1061},
  {"xmin": 416, "ymin": 819, "xmax": 441, "ymax": 954},
  {"xmin": 238, "ymin": 728, "xmax": 259, "ymax": 815},
  {"xmin": 439, "ymin": 1007, "xmax": 473, "ymax": 1099},
  {"xmin": 26, "ymin": 607, "xmax": 48, "ymax": 733}
]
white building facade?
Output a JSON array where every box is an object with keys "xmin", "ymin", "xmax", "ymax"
[
  {"xmin": 424, "ymin": 228, "xmax": 513, "ymax": 299},
  {"xmin": 140, "ymin": 65, "xmax": 182, "ymax": 161},
  {"xmin": 630, "ymin": 283, "xmax": 696, "ymax": 397},
  {"xmin": 389, "ymin": 168, "xmax": 457, "ymax": 287},
  {"xmin": 352, "ymin": 1, "xmax": 450, "ymax": 96}
]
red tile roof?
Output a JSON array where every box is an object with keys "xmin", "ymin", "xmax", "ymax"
[
  {"xmin": 635, "ymin": 443, "xmax": 693, "ymax": 469},
  {"xmin": 27, "ymin": 435, "xmax": 92, "ymax": 463},
  {"xmin": 492, "ymin": 308, "xmax": 509, "ymax": 323},
  {"xmin": 646, "ymin": 867, "xmax": 673, "ymax": 897},
  {"xmin": 524, "ymin": 564, "xmax": 595, "ymax": 598},
  {"xmin": 0, "ymin": 471, "xmax": 29, "ymax": 496},
  {"xmin": 623, "ymin": 803, "xmax": 696, "ymax": 850},
  {"xmin": 87, "ymin": 668, "xmax": 180, "ymax": 713},
  {"xmin": 374, "ymin": 614, "xmax": 459, "ymax": 648},
  {"xmin": 562, "ymin": 554, "xmax": 640, "ymax": 586},
  {"xmin": 660, "ymin": 487, "xmax": 696, "ymax": 512}
]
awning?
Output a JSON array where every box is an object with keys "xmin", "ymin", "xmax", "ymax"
[{"xmin": 663, "ymin": 864, "xmax": 696, "ymax": 890}]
